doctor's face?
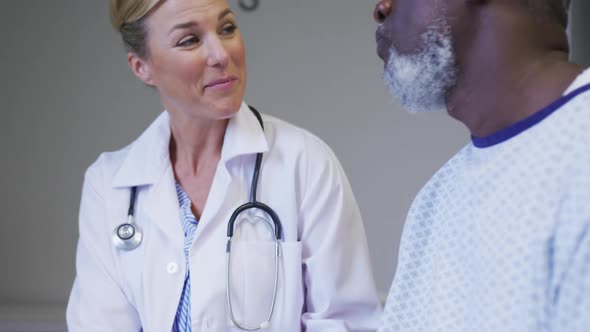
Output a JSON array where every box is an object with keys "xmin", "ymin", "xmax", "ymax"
[
  {"xmin": 374, "ymin": 0, "xmax": 459, "ymax": 113},
  {"xmin": 131, "ymin": 0, "xmax": 246, "ymax": 120}
]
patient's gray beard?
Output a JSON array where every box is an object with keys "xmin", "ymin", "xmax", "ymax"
[{"xmin": 383, "ymin": 24, "xmax": 457, "ymax": 113}]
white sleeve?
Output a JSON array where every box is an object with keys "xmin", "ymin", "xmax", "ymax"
[
  {"xmin": 66, "ymin": 161, "xmax": 142, "ymax": 332},
  {"xmin": 299, "ymin": 136, "xmax": 382, "ymax": 332}
]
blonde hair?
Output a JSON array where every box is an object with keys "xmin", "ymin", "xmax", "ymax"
[{"xmin": 109, "ymin": 0, "xmax": 161, "ymax": 58}]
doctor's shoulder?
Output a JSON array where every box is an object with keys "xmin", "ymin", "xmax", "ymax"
[
  {"xmin": 82, "ymin": 143, "xmax": 133, "ymax": 187},
  {"xmin": 260, "ymin": 114, "xmax": 350, "ymax": 186},
  {"xmin": 82, "ymin": 110, "xmax": 165, "ymax": 187}
]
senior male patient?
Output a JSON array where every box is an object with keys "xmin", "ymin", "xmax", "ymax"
[{"xmin": 372, "ymin": 0, "xmax": 590, "ymax": 330}]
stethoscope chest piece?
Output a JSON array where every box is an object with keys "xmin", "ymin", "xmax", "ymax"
[
  {"xmin": 113, "ymin": 185, "xmax": 143, "ymax": 251},
  {"xmin": 112, "ymin": 216, "xmax": 143, "ymax": 250}
]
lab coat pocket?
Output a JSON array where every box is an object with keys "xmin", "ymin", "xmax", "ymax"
[{"xmin": 230, "ymin": 241, "xmax": 303, "ymax": 330}]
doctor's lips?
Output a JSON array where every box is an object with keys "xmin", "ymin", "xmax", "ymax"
[{"xmin": 204, "ymin": 76, "xmax": 238, "ymax": 90}]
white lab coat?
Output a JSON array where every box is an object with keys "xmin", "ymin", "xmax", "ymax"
[{"xmin": 67, "ymin": 103, "xmax": 382, "ymax": 332}]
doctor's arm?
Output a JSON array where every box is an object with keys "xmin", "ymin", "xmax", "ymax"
[
  {"xmin": 299, "ymin": 137, "xmax": 382, "ymax": 332},
  {"xmin": 66, "ymin": 163, "xmax": 142, "ymax": 332}
]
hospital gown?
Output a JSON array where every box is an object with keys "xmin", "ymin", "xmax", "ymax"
[{"xmin": 380, "ymin": 68, "xmax": 590, "ymax": 332}]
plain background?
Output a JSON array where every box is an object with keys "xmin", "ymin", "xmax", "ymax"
[{"xmin": 1, "ymin": 0, "xmax": 589, "ymax": 328}]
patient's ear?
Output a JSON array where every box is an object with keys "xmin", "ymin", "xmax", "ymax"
[{"xmin": 127, "ymin": 52, "xmax": 155, "ymax": 86}]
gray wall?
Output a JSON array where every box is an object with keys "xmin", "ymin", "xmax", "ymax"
[
  {"xmin": 1, "ymin": 0, "xmax": 588, "ymax": 328},
  {"xmin": 570, "ymin": 0, "xmax": 590, "ymax": 67}
]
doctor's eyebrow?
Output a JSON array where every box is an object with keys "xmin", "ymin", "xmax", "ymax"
[
  {"xmin": 169, "ymin": 21, "xmax": 198, "ymax": 34},
  {"xmin": 168, "ymin": 8, "xmax": 234, "ymax": 35},
  {"xmin": 217, "ymin": 8, "xmax": 233, "ymax": 20}
]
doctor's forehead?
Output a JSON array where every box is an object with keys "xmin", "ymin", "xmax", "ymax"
[
  {"xmin": 142, "ymin": 0, "xmax": 235, "ymax": 38},
  {"xmin": 150, "ymin": 0, "xmax": 233, "ymax": 21}
]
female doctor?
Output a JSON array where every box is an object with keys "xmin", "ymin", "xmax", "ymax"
[{"xmin": 66, "ymin": 0, "xmax": 382, "ymax": 331}]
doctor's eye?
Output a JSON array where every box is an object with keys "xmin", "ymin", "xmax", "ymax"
[
  {"xmin": 177, "ymin": 35, "xmax": 200, "ymax": 47},
  {"xmin": 220, "ymin": 23, "xmax": 237, "ymax": 35}
]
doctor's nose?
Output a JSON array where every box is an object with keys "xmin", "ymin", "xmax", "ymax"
[
  {"xmin": 373, "ymin": 0, "xmax": 392, "ymax": 24},
  {"xmin": 205, "ymin": 36, "xmax": 229, "ymax": 68}
]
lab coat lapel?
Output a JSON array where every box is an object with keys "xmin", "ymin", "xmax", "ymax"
[
  {"xmin": 111, "ymin": 112, "xmax": 171, "ymax": 188},
  {"xmin": 143, "ymin": 163, "xmax": 185, "ymax": 251},
  {"xmin": 108, "ymin": 112, "xmax": 184, "ymax": 331},
  {"xmin": 222, "ymin": 102, "xmax": 269, "ymax": 160},
  {"xmin": 189, "ymin": 162, "xmax": 232, "ymax": 245},
  {"xmin": 189, "ymin": 103, "xmax": 269, "ymax": 244},
  {"xmin": 138, "ymin": 165, "xmax": 186, "ymax": 332},
  {"xmin": 111, "ymin": 111, "xmax": 184, "ymax": 249}
]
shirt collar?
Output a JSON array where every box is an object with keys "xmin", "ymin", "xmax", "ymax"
[
  {"xmin": 221, "ymin": 102, "xmax": 269, "ymax": 162},
  {"xmin": 111, "ymin": 102, "xmax": 268, "ymax": 188}
]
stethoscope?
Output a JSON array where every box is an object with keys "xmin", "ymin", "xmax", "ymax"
[
  {"xmin": 112, "ymin": 186, "xmax": 142, "ymax": 250},
  {"xmin": 111, "ymin": 106, "xmax": 283, "ymax": 331}
]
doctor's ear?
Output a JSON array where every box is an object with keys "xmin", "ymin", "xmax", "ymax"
[{"xmin": 127, "ymin": 52, "xmax": 155, "ymax": 86}]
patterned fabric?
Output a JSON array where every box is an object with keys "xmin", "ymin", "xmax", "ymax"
[
  {"xmin": 172, "ymin": 183, "xmax": 199, "ymax": 332},
  {"xmin": 380, "ymin": 71, "xmax": 590, "ymax": 331}
]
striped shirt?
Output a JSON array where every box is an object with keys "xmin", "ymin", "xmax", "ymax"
[{"xmin": 172, "ymin": 182, "xmax": 198, "ymax": 332}]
